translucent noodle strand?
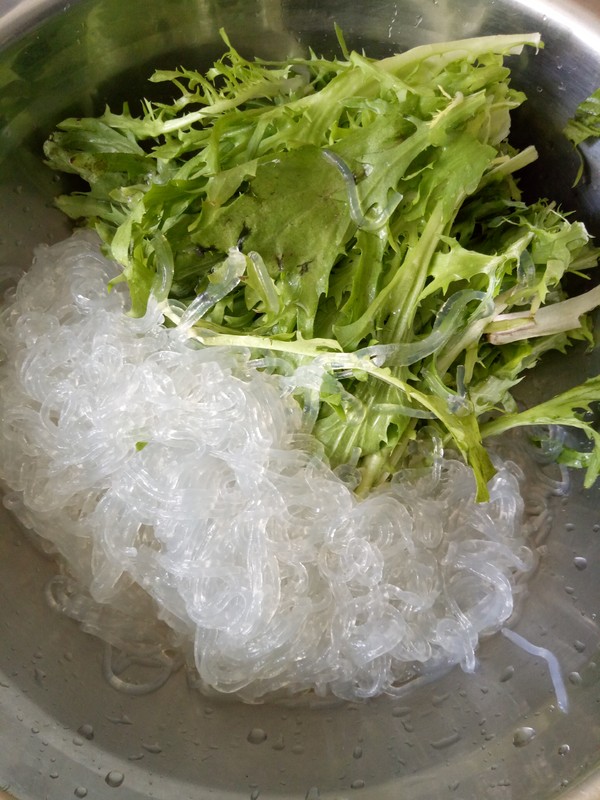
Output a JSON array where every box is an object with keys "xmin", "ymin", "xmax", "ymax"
[{"xmin": 0, "ymin": 231, "xmax": 555, "ymax": 702}]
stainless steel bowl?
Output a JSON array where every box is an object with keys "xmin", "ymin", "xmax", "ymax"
[{"xmin": 1, "ymin": 1, "xmax": 600, "ymax": 798}]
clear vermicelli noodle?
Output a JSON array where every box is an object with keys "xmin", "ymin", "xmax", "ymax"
[{"xmin": 0, "ymin": 233, "xmax": 548, "ymax": 701}]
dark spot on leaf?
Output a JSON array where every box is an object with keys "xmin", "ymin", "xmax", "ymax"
[
  {"xmin": 298, "ymin": 261, "xmax": 311, "ymax": 275},
  {"xmin": 237, "ymin": 223, "xmax": 251, "ymax": 251}
]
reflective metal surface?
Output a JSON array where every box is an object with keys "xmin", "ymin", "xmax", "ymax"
[{"xmin": 0, "ymin": 1, "xmax": 600, "ymax": 798}]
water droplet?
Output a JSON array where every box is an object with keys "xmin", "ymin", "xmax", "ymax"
[
  {"xmin": 499, "ymin": 665, "xmax": 514, "ymax": 682},
  {"xmin": 430, "ymin": 732, "xmax": 461, "ymax": 750},
  {"xmin": 305, "ymin": 788, "xmax": 320, "ymax": 800},
  {"xmin": 573, "ymin": 556, "xmax": 587, "ymax": 571},
  {"xmin": 77, "ymin": 723, "xmax": 94, "ymax": 740},
  {"xmin": 414, "ymin": 13, "xmax": 423, "ymax": 26},
  {"xmin": 513, "ymin": 726, "xmax": 536, "ymax": 747},
  {"xmin": 431, "ymin": 692, "xmax": 449, "ymax": 707},
  {"xmin": 351, "ymin": 779, "xmax": 365, "ymax": 790},
  {"xmin": 49, "ymin": 770, "xmax": 59, "ymax": 779},
  {"xmin": 250, "ymin": 789, "xmax": 260, "ymax": 800},
  {"xmin": 593, "ymin": 523, "xmax": 600, "ymax": 533},
  {"xmin": 558, "ymin": 744, "xmax": 571, "ymax": 756},
  {"xmin": 34, "ymin": 667, "xmax": 46, "ymax": 683},
  {"xmin": 74, "ymin": 788, "xmax": 88, "ymax": 798},
  {"xmin": 106, "ymin": 713, "xmax": 132, "ymax": 726},
  {"xmin": 142, "ymin": 742, "xmax": 162, "ymax": 754},
  {"xmin": 291, "ymin": 744, "xmax": 305, "ymax": 755},
  {"xmin": 72, "ymin": 737, "xmax": 84, "ymax": 747},
  {"xmin": 568, "ymin": 671, "xmax": 582, "ymax": 686},
  {"xmin": 247, "ymin": 728, "xmax": 267, "ymax": 745},
  {"xmin": 353, "ymin": 745, "xmax": 363, "ymax": 759},
  {"xmin": 31, "ymin": 726, "xmax": 39, "ymax": 734},
  {"xmin": 391, "ymin": 706, "xmax": 410, "ymax": 718},
  {"xmin": 574, "ymin": 640, "xmax": 586, "ymax": 653},
  {"xmin": 565, "ymin": 586, "xmax": 575, "ymax": 595},
  {"xmin": 105, "ymin": 771, "xmax": 124, "ymax": 788},
  {"xmin": 272, "ymin": 734, "xmax": 285, "ymax": 751}
]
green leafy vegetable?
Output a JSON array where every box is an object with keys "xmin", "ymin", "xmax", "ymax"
[
  {"xmin": 564, "ymin": 87, "xmax": 600, "ymax": 186},
  {"xmin": 482, "ymin": 376, "xmax": 600, "ymax": 488},
  {"xmin": 43, "ymin": 30, "xmax": 600, "ymax": 501}
]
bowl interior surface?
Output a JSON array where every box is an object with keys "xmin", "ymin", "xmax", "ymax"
[{"xmin": 1, "ymin": 1, "xmax": 600, "ymax": 799}]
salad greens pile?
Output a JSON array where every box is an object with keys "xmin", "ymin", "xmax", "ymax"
[
  {"xmin": 564, "ymin": 86, "xmax": 600, "ymax": 185},
  {"xmin": 43, "ymin": 30, "xmax": 600, "ymax": 501}
]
